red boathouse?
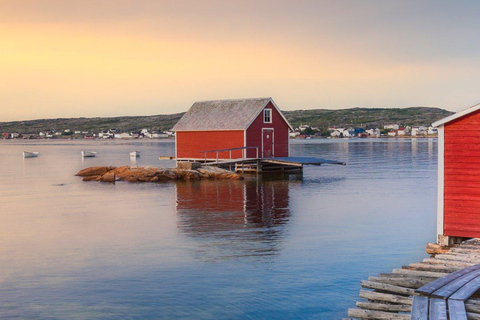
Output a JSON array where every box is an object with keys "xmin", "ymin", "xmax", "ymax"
[
  {"xmin": 172, "ymin": 98, "xmax": 293, "ymax": 160},
  {"xmin": 434, "ymin": 104, "xmax": 480, "ymax": 245}
]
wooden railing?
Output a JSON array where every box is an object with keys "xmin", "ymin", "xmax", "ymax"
[{"xmin": 199, "ymin": 146, "xmax": 259, "ymax": 163}]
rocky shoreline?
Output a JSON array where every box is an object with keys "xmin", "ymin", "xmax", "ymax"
[{"xmin": 76, "ymin": 165, "xmax": 243, "ymax": 183}]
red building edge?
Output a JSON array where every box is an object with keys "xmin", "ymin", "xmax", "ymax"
[
  {"xmin": 434, "ymin": 105, "xmax": 480, "ymax": 245},
  {"xmin": 175, "ymin": 100, "xmax": 292, "ymax": 160},
  {"xmin": 176, "ymin": 130, "xmax": 245, "ymax": 159}
]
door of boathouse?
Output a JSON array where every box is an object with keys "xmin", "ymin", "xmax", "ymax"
[{"xmin": 262, "ymin": 129, "xmax": 274, "ymax": 158}]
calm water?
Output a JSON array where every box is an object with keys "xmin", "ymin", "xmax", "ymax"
[{"xmin": 0, "ymin": 138, "xmax": 437, "ymax": 319}]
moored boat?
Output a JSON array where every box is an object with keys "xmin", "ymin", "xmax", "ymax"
[
  {"xmin": 130, "ymin": 151, "xmax": 140, "ymax": 158},
  {"xmin": 23, "ymin": 151, "xmax": 39, "ymax": 158},
  {"xmin": 81, "ymin": 151, "xmax": 97, "ymax": 158}
]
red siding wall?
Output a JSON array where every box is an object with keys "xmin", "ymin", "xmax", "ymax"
[
  {"xmin": 444, "ymin": 109, "xmax": 480, "ymax": 237},
  {"xmin": 246, "ymin": 102, "xmax": 290, "ymax": 158},
  {"xmin": 176, "ymin": 130, "xmax": 244, "ymax": 159}
]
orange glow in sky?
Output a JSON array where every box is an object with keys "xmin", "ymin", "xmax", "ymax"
[{"xmin": 1, "ymin": 0, "xmax": 480, "ymax": 121}]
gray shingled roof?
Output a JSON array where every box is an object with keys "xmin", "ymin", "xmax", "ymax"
[{"xmin": 172, "ymin": 98, "xmax": 278, "ymax": 131}]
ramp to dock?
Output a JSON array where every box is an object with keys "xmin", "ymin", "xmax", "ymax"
[{"xmin": 264, "ymin": 157, "xmax": 346, "ymax": 166}]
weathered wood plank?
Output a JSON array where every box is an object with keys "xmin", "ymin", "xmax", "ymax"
[
  {"xmin": 429, "ymin": 298, "xmax": 447, "ymax": 320},
  {"xmin": 408, "ymin": 262, "xmax": 460, "ymax": 273},
  {"xmin": 435, "ymin": 256, "xmax": 480, "ymax": 264},
  {"xmin": 361, "ymin": 280, "xmax": 416, "ymax": 296},
  {"xmin": 432, "ymin": 269, "xmax": 480, "ymax": 298},
  {"xmin": 452, "ymin": 248, "xmax": 480, "ymax": 254},
  {"xmin": 347, "ymin": 241, "xmax": 480, "ymax": 319},
  {"xmin": 348, "ymin": 308, "xmax": 410, "ymax": 320},
  {"xmin": 458, "ymin": 244, "xmax": 480, "ymax": 250},
  {"xmin": 368, "ymin": 276, "xmax": 431, "ymax": 289},
  {"xmin": 467, "ymin": 311, "xmax": 480, "ymax": 319},
  {"xmin": 465, "ymin": 302, "xmax": 480, "ymax": 313},
  {"xmin": 417, "ymin": 264, "xmax": 480, "ymax": 296},
  {"xmin": 359, "ymin": 290, "xmax": 412, "ymax": 305},
  {"xmin": 443, "ymin": 252, "xmax": 480, "ymax": 259},
  {"xmin": 423, "ymin": 258, "xmax": 473, "ymax": 268},
  {"xmin": 393, "ymin": 268, "xmax": 447, "ymax": 278},
  {"xmin": 439, "ymin": 256, "xmax": 480, "ymax": 263},
  {"xmin": 356, "ymin": 301, "xmax": 411, "ymax": 312},
  {"xmin": 411, "ymin": 296, "xmax": 428, "ymax": 320},
  {"xmin": 380, "ymin": 273, "xmax": 438, "ymax": 280},
  {"xmin": 435, "ymin": 253, "xmax": 480, "ymax": 260},
  {"xmin": 451, "ymin": 274, "xmax": 480, "ymax": 301},
  {"xmin": 449, "ymin": 299, "xmax": 468, "ymax": 320}
]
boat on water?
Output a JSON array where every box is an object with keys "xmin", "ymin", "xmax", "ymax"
[
  {"xmin": 81, "ymin": 151, "xmax": 97, "ymax": 158},
  {"xmin": 23, "ymin": 151, "xmax": 39, "ymax": 158},
  {"xmin": 130, "ymin": 151, "xmax": 140, "ymax": 158}
]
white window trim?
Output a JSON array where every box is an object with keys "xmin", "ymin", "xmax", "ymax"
[
  {"xmin": 264, "ymin": 109, "xmax": 272, "ymax": 123},
  {"xmin": 437, "ymin": 125, "xmax": 444, "ymax": 239}
]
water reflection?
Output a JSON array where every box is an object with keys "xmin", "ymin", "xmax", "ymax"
[
  {"xmin": 175, "ymin": 176, "xmax": 296, "ymax": 260},
  {"xmin": 412, "ymin": 139, "xmax": 418, "ymax": 157},
  {"xmin": 428, "ymin": 139, "xmax": 434, "ymax": 158},
  {"xmin": 0, "ymin": 139, "xmax": 438, "ymax": 319}
]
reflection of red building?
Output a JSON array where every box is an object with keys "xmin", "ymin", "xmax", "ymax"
[
  {"xmin": 175, "ymin": 178, "xmax": 292, "ymax": 255},
  {"xmin": 172, "ymin": 98, "xmax": 293, "ymax": 160},
  {"xmin": 176, "ymin": 181, "xmax": 247, "ymax": 234},
  {"xmin": 244, "ymin": 179, "xmax": 290, "ymax": 227}
]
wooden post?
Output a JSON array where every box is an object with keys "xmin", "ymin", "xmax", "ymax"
[
  {"xmin": 257, "ymin": 159, "xmax": 262, "ymax": 174},
  {"xmin": 242, "ymin": 149, "xmax": 245, "ymax": 174}
]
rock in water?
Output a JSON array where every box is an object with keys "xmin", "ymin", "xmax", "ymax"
[
  {"xmin": 76, "ymin": 166, "xmax": 116, "ymax": 177},
  {"xmin": 100, "ymin": 171, "xmax": 116, "ymax": 183},
  {"xmin": 76, "ymin": 165, "xmax": 243, "ymax": 183},
  {"xmin": 82, "ymin": 175, "xmax": 100, "ymax": 181}
]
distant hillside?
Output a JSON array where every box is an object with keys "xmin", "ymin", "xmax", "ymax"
[
  {"xmin": 0, "ymin": 113, "xmax": 185, "ymax": 134},
  {"xmin": 0, "ymin": 107, "xmax": 453, "ymax": 133},
  {"xmin": 283, "ymin": 107, "xmax": 453, "ymax": 130}
]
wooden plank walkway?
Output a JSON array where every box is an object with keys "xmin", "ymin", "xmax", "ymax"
[
  {"xmin": 346, "ymin": 239, "xmax": 480, "ymax": 320},
  {"xmin": 177, "ymin": 154, "xmax": 345, "ymax": 174},
  {"xmin": 265, "ymin": 157, "xmax": 346, "ymax": 166}
]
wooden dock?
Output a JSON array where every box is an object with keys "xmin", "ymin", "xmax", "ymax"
[
  {"xmin": 175, "ymin": 157, "xmax": 346, "ymax": 174},
  {"xmin": 346, "ymin": 239, "xmax": 480, "ymax": 320},
  {"xmin": 176, "ymin": 146, "xmax": 345, "ymax": 174}
]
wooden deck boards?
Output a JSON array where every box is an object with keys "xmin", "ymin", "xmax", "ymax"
[
  {"xmin": 177, "ymin": 156, "xmax": 345, "ymax": 174},
  {"xmin": 347, "ymin": 239, "xmax": 480, "ymax": 319}
]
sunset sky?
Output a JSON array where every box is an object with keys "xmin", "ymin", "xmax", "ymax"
[{"xmin": 1, "ymin": 0, "xmax": 480, "ymax": 121}]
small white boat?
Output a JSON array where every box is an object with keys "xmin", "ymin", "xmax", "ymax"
[
  {"xmin": 23, "ymin": 151, "xmax": 39, "ymax": 158},
  {"xmin": 130, "ymin": 151, "xmax": 140, "ymax": 158},
  {"xmin": 81, "ymin": 151, "xmax": 97, "ymax": 158}
]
